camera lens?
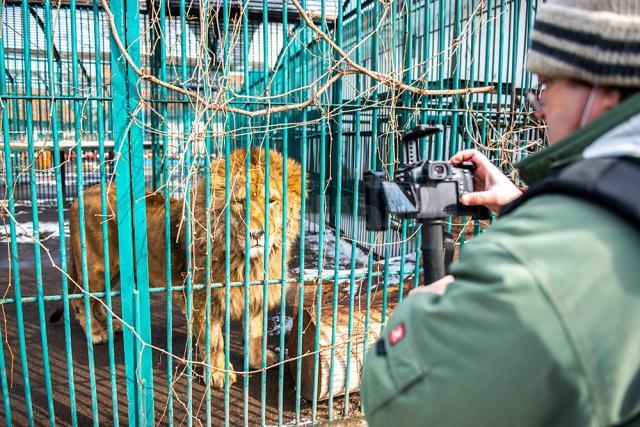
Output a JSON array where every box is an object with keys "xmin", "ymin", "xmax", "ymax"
[{"xmin": 434, "ymin": 165, "xmax": 446, "ymax": 175}]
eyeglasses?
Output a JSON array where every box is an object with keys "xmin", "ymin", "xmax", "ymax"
[{"xmin": 525, "ymin": 81, "xmax": 546, "ymax": 112}]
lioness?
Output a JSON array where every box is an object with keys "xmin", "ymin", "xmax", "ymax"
[{"xmin": 57, "ymin": 148, "xmax": 303, "ymax": 387}]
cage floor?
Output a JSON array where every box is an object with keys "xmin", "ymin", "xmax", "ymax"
[{"xmin": 0, "ymin": 207, "xmax": 362, "ymax": 426}]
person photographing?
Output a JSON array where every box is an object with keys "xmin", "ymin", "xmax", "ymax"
[{"xmin": 361, "ymin": 1, "xmax": 640, "ymax": 426}]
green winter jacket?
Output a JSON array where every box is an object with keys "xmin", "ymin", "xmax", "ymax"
[{"xmin": 361, "ymin": 94, "xmax": 640, "ymax": 427}]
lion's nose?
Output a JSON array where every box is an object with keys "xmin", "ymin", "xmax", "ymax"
[{"xmin": 250, "ymin": 229, "xmax": 265, "ymax": 243}]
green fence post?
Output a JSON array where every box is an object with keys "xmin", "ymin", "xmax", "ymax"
[
  {"xmin": 396, "ymin": 0, "xmax": 415, "ymax": 303},
  {"xmin": 361, "ymin": 0, "xmax": 382, "ymax": 415},
  {"xmin": 109, "ymin": 0, "xmax": 156, "ymax": 423},
  {"xmin": 344, "ymin": 0, "xmax": 363, "ymax": 413},
  {"xmin": 0, "ymin": 323, "xmax": 11, "ymax": 426},
  {"xmin": 380, "ymin": 0, "xmax": 397, "ymax": 329},
  {"xmin": 92, "ymin": 1, "xmax": 120, "ymax": 423},
  {"xmin": 277, "ymin": 2, "xmax": 291, "ymax": 424},
  {"xmin": 0, "ymin": 8, "xmax": 16, "ymax": 423},
  {"xmin": 311, "ymin": 0, "xmax": 329, "ymax": 420},
  {"xmin": 260, "ymin": 2, "xmax": 271, "ymax": 424},
  {"xmin": 43, "ymin": 0, "xmax": 79, "ymax": 423},
  {"xmin": 328, "ymin": 0, "xmax": 345, "ymax": 417},
  {"xmin": 155, "ymin": 0, "xmax": 174, "ymax": 422},
  {"xmin": 222, "ymin": 0, "xmax": 233, "ymax": 424},
  {"xmin": 241, "ymin": 1, "xmax": 253, "ymax": 425},
  {"xmin": 126, "ymin": 0, "xmax": 156, "ymax": 420},
  {"xmin": 70, "ymin": 1, "xmax": 101, "ymax": 422},
  {"xmin": 435, "ymin": 0, "xmax": 446, "ymax": 159},
  {"xmin": 177, "ymin": 1, "xmax": 195, "ymax": 425},
  {"xmin": 200, "ymin": 4, "xmax": 214, "ymax": 425},
  {"xmin": 109, "ymin": 0, "xmax": 138, "ymax": 422},
  {"xmin": 294, "ymin": 3, "xmax": 309, "ymax": 422},
  {"xmin": 23, "ymin": 2, "xmax": 58, "ymax": 422}
]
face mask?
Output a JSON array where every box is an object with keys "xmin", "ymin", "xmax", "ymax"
[{"xmin": 579, "ymin": 85, "xmax": 599, "ymax": 128}]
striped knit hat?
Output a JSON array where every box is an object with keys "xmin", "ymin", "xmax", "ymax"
[{"xmin": 526, "ymin": 0, "xmax": 640, "ymax": 87}]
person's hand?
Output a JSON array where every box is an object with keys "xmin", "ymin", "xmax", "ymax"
[
  {"xmin": 451, "ymin": 149, "xmax": 523, "ymax": 212},
  {"xmin": 409, "ymin": 275, "xmax": 454, "ymax": 296}
]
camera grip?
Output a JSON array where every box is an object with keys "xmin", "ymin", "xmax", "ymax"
[{"xmin": 422, "ymin": 220, "xmax": 446, "ymax": 284}]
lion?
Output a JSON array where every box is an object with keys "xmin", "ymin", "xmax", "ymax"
[{"xmin": 52, "ymin": 148, "xmax": 303, "ymax": 388}]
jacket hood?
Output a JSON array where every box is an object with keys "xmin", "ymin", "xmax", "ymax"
[
  {"xmin": 583, "ymin": 111, "xmax": 640, "ymax": 160},
  {"xmin": 517, "ymin": 91, "xmax": 640, "ymax": 184}
]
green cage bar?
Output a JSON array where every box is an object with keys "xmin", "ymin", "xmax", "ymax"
[
  {"xmin": 20, "ymin": 0, "xmax": 56, "ymax": 423},
  {"xmin": 92, "ymin": 0, "xmax": 120, "ymax": 423},
  {"xmin": 69, "ymin": 0, "xmax": 101, "ymax": 423}
]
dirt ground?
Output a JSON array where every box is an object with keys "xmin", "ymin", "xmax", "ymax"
[{"xmin": 0, "ymin": 205, "xmax": 365, "ymax": 426}]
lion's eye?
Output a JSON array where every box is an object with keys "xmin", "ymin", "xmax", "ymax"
[
  {"xmin": 269, "ymin": 198, "xmax": 278, "ymax": 204},
  {"xmin": 233, "ymin": 199, "xmax": 245, "ymax": 205}
]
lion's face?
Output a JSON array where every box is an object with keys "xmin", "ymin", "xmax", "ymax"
[
  {"xmin": 229, "ymin": 179, "xmax": 288, "ymax": 260},
  {"xmin": 202, "ymin": 148, "xmax": 303, "ymax": 262}
]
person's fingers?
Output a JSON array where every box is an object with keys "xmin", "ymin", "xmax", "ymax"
[
  {"xmin": 450, "ymin": 149, "xmax": 478, "ymax": 163},
  {"xmin": 452, "ymin": 149, "xmax": 495, "ymax": 172},
  {"xmin": 460, "ymin": 190, "xmax": 494, "ymax": 206}
]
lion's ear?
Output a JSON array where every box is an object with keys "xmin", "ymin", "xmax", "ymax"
[{"xmin": 287, "ymin": 158, "xmax": 304, "ymax": 204}]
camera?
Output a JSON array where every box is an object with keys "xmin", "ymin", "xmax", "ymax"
[
  {"xmin": 364, "ymin": 123, "xmax": 491, "ymax": 232},
  {"xmin": 364, "ymin": 160, "xmax": 491, "ymax": 231},
  {"xmin": 363, "ymin": 124, "xmax": 491, "ymax": 285}
]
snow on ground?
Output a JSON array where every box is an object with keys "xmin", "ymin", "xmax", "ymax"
[
  {"xmin": 269, "ymin": 314, "xmax": 295, "ymax": 358},
  {"xmin": 268, "ymin": 313, "xmax": 294, "ymax": 337},
  {"xmin": 299, "ymin": 220, "xmax": 370, "ymax": 271},
  {"xmin": 293, "ymin": 220, "xmax": 418, "ymax": 287},
  {"xmin": 0, "ymin": 219, "xmax": 69, "ymax": 244},
  {"xmin": 384, "ymin": 252, "xmax": 417, "ymax": 277}
]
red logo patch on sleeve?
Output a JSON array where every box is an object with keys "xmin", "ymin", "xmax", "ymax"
[{"xmin": 389, "ymin": 323, "xmax": 405, "ymax": 346}]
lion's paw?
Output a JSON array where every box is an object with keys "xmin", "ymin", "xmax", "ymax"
[
  {"xmin": 210, "ymin": 365, "xmax": 237, "ymax": 389},
  {"xmin": 91, "ymin": 329, "xmax": 110, "ymax": 345}
]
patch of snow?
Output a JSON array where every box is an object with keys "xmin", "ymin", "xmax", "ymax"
[
  {"xmin": 293, "ymin": 220, "xmax": 420, "ymax": 289},
  {"xmin": 301, "ymin": 220, "xmax": 369, "ymax": 271},
  {"xmin": 384, "ymin": 253, "xmax": 417, "ymax": 274},
  {"xmin": 268, "ymin": 313, "xmax": 293, "ymax": 337},
  {"xmin": 0, "ymin": 220, "xmax": 69, "ymax": 243},
  {"xmin": 292, "ymin": 267, "xmax": 369, "ymax": 279},
  {"xmin": 376, "ymin": 253, "xmax": 417, "ymax": 286}
]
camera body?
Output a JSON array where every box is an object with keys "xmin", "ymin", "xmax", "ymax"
[
  {"xmin": 364, "ymin": 160, "xmax": 491, "ymax": 231},
  {"xmin": 363, "ymin": 124, "xmax": 492, "ymax": 284}
]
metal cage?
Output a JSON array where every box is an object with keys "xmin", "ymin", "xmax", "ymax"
[{"xmin": 0, "ymin": 0, "xmax": 541, "ymax": 425}]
